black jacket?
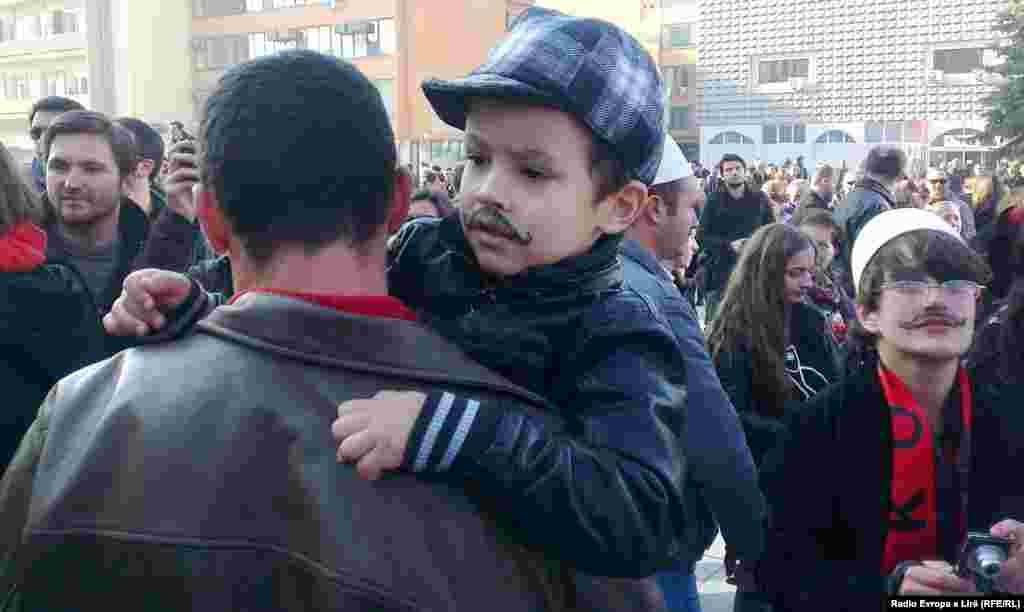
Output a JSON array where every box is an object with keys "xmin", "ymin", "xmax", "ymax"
[
  {"xmin": 0, "ymin": 293, "xmax": 566, "ymax": 611},
  {"xmin": 712, "ymin": 302, "xmax": 840, "ymax": 467},
  {"xmin": 696, "ymin": 187, "xmax": 775, "ymax": 292},
  {"xmin": 757, "ymin": 366, "xmax": 1024, "ymax": 611},
  {"xmin": 156, "ymin": 216, "xmax": 689, "ymax": 579},
  {"xmin": 798, "ymin": 189, "xmax": 831, "ymax": 212},
  {"xmin": 43, "ymin": 195, "xmax": 150, "ymax": 314},
  {"xmin": 833, "ymin": 178, "xmax": 896, "ymax": 291},
  {"xmin": 0, "ymin": 264, "xmax": 106, "ymax": 470},
  {"xmin": 620, "ymin": 240, "xmax": 764, "ymax": 569},
  {"xmin": 385, "ymin": 216, "xmax": 688, "ymax": 577}
]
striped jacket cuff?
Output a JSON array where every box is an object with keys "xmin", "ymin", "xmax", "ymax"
[{"xmin": 403, "ymin": 391, "xmax": 490, "ymax": 474}]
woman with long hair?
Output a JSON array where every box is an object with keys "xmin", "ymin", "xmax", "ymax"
[
  {"xmin": 0, "ymin": 142, "xmax": 106, "ymax": 470},
  {"xmin": 707, "ymin": 223, "xmax": 841, "ymax": 465},
  {"xmin": 970, "ymin": 175, "xmax": 1004, "ymax": 255},
  {"xmin": 707, "ymin": 223, "xmax": 841, "ymax": 612}
]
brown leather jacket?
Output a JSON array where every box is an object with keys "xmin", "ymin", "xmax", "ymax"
[{"xmin": 0, "ymin": 293, "xmax": 571, "ymax": 611}]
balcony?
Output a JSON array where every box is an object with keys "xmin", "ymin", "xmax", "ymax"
[{"xmin": 0, "ymin": 32, "xmax": 88, "ymax": 59}]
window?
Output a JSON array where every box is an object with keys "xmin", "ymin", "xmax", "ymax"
[
  {"xmin": 757, "ymin": 58, "xmax": 809, "ymax": 84},
  {"xmin": 762, "ymin": 124, "xmax": 806, "ymax": 144},
  {"xmin": 195, "ymin": 0, "xmax": 246, "ymax": 18},
  {"xmin": 669, "ymin": 107, "xmax": 691, "ymax": 130},
  {"xmin": 865, "ymin": 121, "xmax": 883, "ymax": 143},
  {"xmin": 373, "ymin": 79, "xmax": 395, "ymax": 120},
  {"xmin": 709, "ymin": 131, "xmax": 754, "ymax": 145},
  {"xmin": 0, "ymin": 15, "xmax": 13, "ymax": 43},
  {"xmin": 664, "ymin": 23, "xmax": 692, "ymax": 48},
  {"xmin": 815, "ymin": 130, "xmax": 856, "ymax": 144},
  {"xmin": 933, "ymin": 48, "xmax": 983, "ymax": 74},
  {"xmin": 337, "ymin": 19, "xmax": 395, "ymax": 59},
  {"xmin": 195, "ymin": 35, "xmax": 249, "ymax": 69}
]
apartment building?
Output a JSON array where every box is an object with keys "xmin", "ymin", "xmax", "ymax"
[
  {"xmin": 191, "ymin": 0, "xmax": 534, "ymax": 169},
  {"xmin": 697, "ymin": 0, "xmax": 1011, "ymax": 172}
]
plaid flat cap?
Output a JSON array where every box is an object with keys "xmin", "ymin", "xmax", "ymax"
[{"xmin": 422, "ymin": 7, "xmax": 665, "ymax": 185}]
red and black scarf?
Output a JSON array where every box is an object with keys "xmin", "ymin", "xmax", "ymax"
[{"xmin": 880, "ymin": 366, "xmax": 972, "ymax": 573}]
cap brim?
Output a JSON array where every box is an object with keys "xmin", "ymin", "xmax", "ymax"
[{"xmin": 422, "ymin": 74, "xmax": 565, "ymax": 131}]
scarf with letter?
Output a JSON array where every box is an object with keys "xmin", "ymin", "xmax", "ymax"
[{"xmin": 880, "ymin": 365, "xmax": 972, "ymax": 574}]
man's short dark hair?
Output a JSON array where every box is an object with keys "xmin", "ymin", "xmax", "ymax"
[
  {"xmin": 649, "ymin": 179, "xmax": 685, "ymax": 216},
  {"xmin": 718, "ymin": 154, "xmax": 746, "ymax": 174},
  {"xmin": 117, "ymin": 118, "xmax": 165, "ymax": 184},
  {"xmin": 813, "ymin": 164, "xmax": 835, "ymax": 183},
  {"xmin": 29, "ymin": 96, "xmax": 85, "ymax": 125},
  {"xmin": 43, "ymin": 111, "xmax": 138, "ymax": 178},
  {"xmin": 863, "ymin": 146, "xmax": 907, "ymax": 182},
  {"xmin": 200, "ymin": 50, "xmax": 396, "ymax": 262},
  {"xmin": 410, "ymin": 189, "xmax": 454, "ymax": 217}
]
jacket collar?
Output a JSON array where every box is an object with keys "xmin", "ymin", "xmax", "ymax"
[
  {"xmin": 437, "ymin": 213, "xmax": 623, "ymax": 297},
  {"xmin": 621, "ymin": 239, "xmax": 670, "ymax": 280},
  {"xmin": 198, "ymin": 291, "xmax": 556, "ymax": 410},
  {"xmin": 855, "ymin": 177, "xmax": 897, "ymax": 206}
]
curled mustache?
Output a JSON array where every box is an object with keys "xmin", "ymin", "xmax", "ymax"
[
  {"xmin": 901, "ymin": 311, "xmax": 967, "ymax": 330},
  {"xmin": 462, "ymin": 206, "xmax": 533, "ymax": 245}
]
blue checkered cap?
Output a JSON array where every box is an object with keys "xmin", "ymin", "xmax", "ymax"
[{"xmin": 422, "ymin": 7, "xmax": 665, "ymax": 185}]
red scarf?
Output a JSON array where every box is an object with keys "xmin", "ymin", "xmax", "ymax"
[
  {"xmin": 0, "ymin": 221, "xmax": 47, "ymax": 272},
  {"xmin": 230, "ymin": 288, "xmax": 417, "ymax": 322},
  {"xmin": 880, "ymin": 366, "xmax": 972, "ymax": 573}
]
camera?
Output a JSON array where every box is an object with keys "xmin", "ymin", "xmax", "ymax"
[{"xmin": 957, "ymin": 531, "xmax": 1012, "ymax": 593}]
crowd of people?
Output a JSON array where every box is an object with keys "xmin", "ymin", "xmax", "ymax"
[{"xmin": 1, "ymin": 6, "xmax": 1023, "ymax": 612}]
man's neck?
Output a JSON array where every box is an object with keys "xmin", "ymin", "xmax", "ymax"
[
  {"xmin": 725, "ymin": 183, "xmax": 746, "ymax": 199},
  {"xmin": 879, "ymin": 343, "xmax": 960, "ymax": 431},
  {"xmin": 59, "ymin": 213, "xmax": 120, "ymax": 252},
  {"xmin": 128, "ymin": 186, "xmax": 153, "ymax": 217},
  {"xmin": 623, "ymin": 227, "xmax": 661, "ymax": 264},
  {"xmin": 232, "ymin": 238, "xmax": 390, "ymax": 298}
]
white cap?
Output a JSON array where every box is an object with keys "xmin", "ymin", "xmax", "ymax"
[
  {"xmin": 652, "ymin": 134, "xmax": 692, "ymax": 186},
  {"xmin": 851, "ymin": 208, "xmax": 963, "ymax": 293}
]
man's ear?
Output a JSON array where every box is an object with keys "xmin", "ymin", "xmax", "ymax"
[
  {"xmin": 387, "ymin": 169, "xmax": 413, "ymax": 234},
  {"xmin": 598, "ymin": 180, "xmax": 648, "ymax": 235},
  {"xmin": 197, "ymin": 187, "xmax": 230, "ymax": 256},
  {"xmin": 856, "ymin": 303, "xmax": 881, "ymax": 335}
]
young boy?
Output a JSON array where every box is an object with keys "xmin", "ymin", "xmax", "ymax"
[{"xmin": 108, "ymin": 7, "xmax": 687, "ymax": 590}]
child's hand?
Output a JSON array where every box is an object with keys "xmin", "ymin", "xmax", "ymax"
[{"xmin": 332, "ymin": 391, "xmax": 426, "ymax": 481}]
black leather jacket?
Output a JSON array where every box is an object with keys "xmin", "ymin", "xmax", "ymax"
[{"xmin": 385, "ymin": 216, "xmax": 688, "ymax": 577}]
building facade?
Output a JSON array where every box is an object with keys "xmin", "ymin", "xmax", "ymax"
[
  {"xmin": 697, "ymin": 0, "xmax": 1010, "ymax": 174},
  {"xmin": 191, "ymin": 0, "xmax": 532, "ymax": 171},
  {"xmin": 0, "ymin": 0, "xmax": 191, "ymax": 162},
  {"xmin": 658, "ymin": 0, "xmax": 699, "ymax": 162}
]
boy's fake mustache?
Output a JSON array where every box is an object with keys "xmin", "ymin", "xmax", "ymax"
[{"xmin": 462, "ymin": 206, "xmax": 533, "ymax": 245}]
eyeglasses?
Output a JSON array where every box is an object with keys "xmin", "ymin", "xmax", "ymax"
[
  {"xmin": 879, "ymin": 280, "xmax": 984, "ymax": 300},
  {"xmin": 29, "ymin": 127, "xmax": 44, "ymax": 141},
  {"xmin": 928, "ymin": 179, "xmax": 947, "ymax": 185}
]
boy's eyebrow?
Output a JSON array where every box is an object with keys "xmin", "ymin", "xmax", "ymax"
[{"xmin": 464, "ymin": 133, "xmax": 556, "ymax": 165}]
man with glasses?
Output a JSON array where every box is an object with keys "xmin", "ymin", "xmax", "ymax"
[
  {"xmin": 26, "ymin": 96, "xmax": 86, "ymax": 194},
  {"xmin": 754, "ymin": 208, "xmax": 1024, "ymax": 610},
  {"xmin": 928, "ymin": 169, "xmax": 976, "ymax": 241}
]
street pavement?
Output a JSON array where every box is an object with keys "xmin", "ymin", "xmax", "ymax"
[
  {"xmin": 694, "ymin": 303, "xmax": 737, "ymax": 612},
  {"xmin": 697, "ymin": 534, "xmax": 736, "ymax": 612}
]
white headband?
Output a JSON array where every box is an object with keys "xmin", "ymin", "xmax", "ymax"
[
  {"xmin": 850, "ymin": 208, "xmax": 963, "ymax": 293},
  {"xmin": 652, "ymin": 134, "xmax": 692, "ymax": 186}
]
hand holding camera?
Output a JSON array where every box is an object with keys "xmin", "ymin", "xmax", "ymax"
[
  {"xmin": 957, "ymin": 531, "xmax": 1013, "ymax": 594},
  {"xmin": 163, "ymin": 139, "xmax": 200, "ymax": 223}
]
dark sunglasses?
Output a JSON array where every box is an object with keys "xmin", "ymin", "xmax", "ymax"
[{"xmin": 928, "ymin": 178, "xmax": 947, "ymax": 185}]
